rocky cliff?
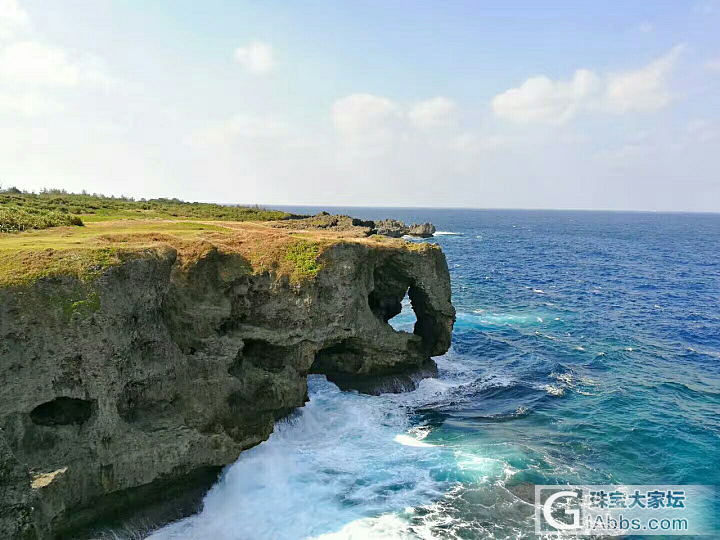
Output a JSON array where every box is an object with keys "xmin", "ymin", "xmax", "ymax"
[{"xmin": 0, "ymin": 239, "xmax": 454, "ymax": 539}]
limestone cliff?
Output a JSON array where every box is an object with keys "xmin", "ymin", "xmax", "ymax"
[{"xmin": 0, "ymin": 240, "xmax": 454, "ymax": 539}]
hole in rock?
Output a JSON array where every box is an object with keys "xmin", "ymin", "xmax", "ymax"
[
  {"xmin": 366, "ymin": 258, "xmax": 442, "ymax": 353},
  {"xmin": 30, "ymin": 397, "xmax": 94, "ymax": 426},
  {"xmin": 367, "ymin": 260, "xmax": 418, "ymax": 332},
  {"xmin": 387, "ymin": 289, "xmax": 417, "ymax": 332}
]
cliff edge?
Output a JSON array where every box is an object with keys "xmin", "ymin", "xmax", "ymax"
[{"xmin": 0, "ymin": 219, "xmax": 454, "ymax": 539}]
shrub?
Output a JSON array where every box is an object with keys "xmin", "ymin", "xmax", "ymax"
[
  {"xmin": 0, "ymin": 190, "xmax": 293, "ymax": 223},
  {"xmin": 285, "ymin": 241, "xmax": 322, "ymax": 279},
  {"xmin": 0, "ymin": 206, "xmax": 84, "ymax": 233}
]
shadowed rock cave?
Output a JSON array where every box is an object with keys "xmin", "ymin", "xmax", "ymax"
[
  {"xmin": 230, "ymin": 338, "xmax": 296, "ymax": 374},
  {"xmin": 367, "ymin": 261, "xmax": 411, "ymax": 324},
  {"xmin": 311, "ymin": 338, "xmax": 367, "ymax": 376},
  {"xmin": 117, "ymin": 378, "xmax": 179, "ymax": 429},
  {"xmin": 309, "ymin": 258, "xmax": 446, "ymax": 394},
  {"xmin": 310, "ymin": 337, "xmax": 437, "ymax": 394},
  {"xmin": 367, "ymin": 258, "xmax": 442, "ymax": 353},
  {"xmin": 30, "ymin": 397, "xmax": 94, "ymax": 426}
]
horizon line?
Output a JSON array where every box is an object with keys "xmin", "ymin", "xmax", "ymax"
[{"xmin": 250, "ymin": 203, "xmax": 720, "ymax": 216}]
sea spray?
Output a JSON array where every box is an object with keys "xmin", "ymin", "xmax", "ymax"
[{"xmin": 149, "ymin": 376, "xmax": 458, "ymax": 540}]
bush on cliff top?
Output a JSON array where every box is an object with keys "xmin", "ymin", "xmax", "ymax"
[
  {"xmin": 0, "ymin": 188, "xmax": 291, "ymax": 227},
  {"xmin": 0, "ymin": 206, "xmax": 84, "ymax": 233}
]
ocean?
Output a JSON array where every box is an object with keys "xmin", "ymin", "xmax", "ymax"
[{"xmin": 149, "ymin": 208, "xmax": 720, "ymax": 539}]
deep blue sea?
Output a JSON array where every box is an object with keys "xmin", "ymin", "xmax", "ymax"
[{"xmin": 151, "ymin": 209, "xmax": 720, "ymax": 539}]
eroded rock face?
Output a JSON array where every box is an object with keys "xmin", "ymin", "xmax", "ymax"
[
  {"xmin": 270, "ymin": 215, "xmax": 437, "ymax": 239},
  {"xmin": 374, "ymin": 219, "xmax": 409, "ymax": 238},
  {"xmin": 373, "ymin": 220, "xmax": 436, "ymax": 238},
  {"xmin": 0, "ymin": 241, "xmax": 454, "ymax": 539},
  {"xmin": 0, "ymin": 435, "xmax": 38, "ymax": 539},
  {"xmin": 408, "ymin": 222, "xmax": 436, "ymax": 238}
]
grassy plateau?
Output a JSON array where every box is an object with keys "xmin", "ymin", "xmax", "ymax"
[{"xmin": 0, "ymin": 188, "xmax": 415, "ymax": 287}]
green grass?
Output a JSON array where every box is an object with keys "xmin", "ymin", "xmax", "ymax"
[
  {"xmin": 285, "ymin": 240, "xmax": 323, "ymax": 280},
  {"xmin": 0, "ymin": 188, "xmax": 292, "ymax": 231},
  {"xmin": 0, "ymin": 188, "xmax": 429, "ymax": 288},
  {"xmin": 0, "ymin": 246, "xmax": 166, "ymax": 288}
]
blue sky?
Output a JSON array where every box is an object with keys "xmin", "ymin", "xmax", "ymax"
[{"xmin": 2, "ymin": 1, "xmax": 719, "ymax": 210}]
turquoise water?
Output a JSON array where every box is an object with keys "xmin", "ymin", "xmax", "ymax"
[{"xmin": 151, "ymin": 209, "xmax": 719, "ymax": 539}]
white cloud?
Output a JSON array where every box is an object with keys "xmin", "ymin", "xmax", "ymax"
[
  {"xmin": 332, "ymin": 93, "xmax": 398, "ymax": 133},
  {"xmin": 493, "ymin": 45, "xmax": 684, "ymax": 123},
  {"xmin": 408, "ymin": 96, "xmax": 456, "ymax": 129},
  {"xmin": 604, "ymin": 44, "xmax": 685, "ymax": 113},
  {"xmin": 234, "ymin": 41, "xmax": 274, "ymax": 74},
  {"xmin": 332, "ymin": 93, "xmax": 401, "ymax": 153},
  {"xmin": 0, "ymin": 92, "xmax": 64, "ymax": 115},
  {"xmin": 192, "ymin": 113, "xmax": 290, "ymax": 146},
  {"xmin": 0, "ymin": 40, "xmax": 111, "ymax": 88},
  {"xmin": 638, "ymin": 21, "xmax": 653, "ymax": 33},
  {"xmin": 330, "ymin": 93, "xmax": 514, "ymax": 159},
  {"xmin": 492, "ymin": 69, "xmax": 598, "ymax": 124},
  {"xmin": 0, "ymin": 0, "xmax": 28, "ymax": 40}
]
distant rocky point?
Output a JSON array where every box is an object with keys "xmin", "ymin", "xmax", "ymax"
[
  {"xmin": 275, "ymin": 213, "xmax": 437, "ymax": 238},
  {"xmin": 369, "ymin": 218, "xmax": 437, "ymax": 238}
]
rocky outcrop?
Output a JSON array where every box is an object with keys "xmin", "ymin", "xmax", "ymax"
[
  {"xmin": 273, "ymin": 215, "xmax": 437, "ymax": 239},
  {"xmin": 0, "ymin": 240, "xmax": 454, "ymax": 539},
  {"xmin": 374, "ymin": 219, "xmax": 408, "ymax": 238},
  {"xmin": 374, "ymin": 219, "xmax": 436, "ymax": 238},
  {"xmin": 408, "ymin": 222, "xmax": 436, "ymax": 238},
  {"xmin": 291, "ymin": 212, "xmax": 375, "ymax": 232}
]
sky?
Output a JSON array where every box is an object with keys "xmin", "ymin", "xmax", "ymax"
[{"xmin": 1, "ymin": 1, "xmax": 719, "ymax": 211}]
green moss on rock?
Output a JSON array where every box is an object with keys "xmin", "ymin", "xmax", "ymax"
[{"xmin": 285, "ymin": 240, "xmax": 322, "ymax": 280}]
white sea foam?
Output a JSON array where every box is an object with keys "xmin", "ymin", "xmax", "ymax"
[
  {"xmin": 433, "ymin": 231, "xmax": 462, "ymax": 236},
  {"xmin": 457, "ymin": 311, "xmax": 548, "ymax": 327},
  {"xmin": 455, "ymin": 451, "xmax": 516, "ymax": 483},
  {"xmin": 544, "ymin": 384, "xmax": 565, "ymax": 396},
  {"xmin": 310, "ymin": 513, "xmax": 417, "ymax": 539},
  {"xmin": 394, "ymin": 434, "xmax": 435, "ymax": 447},
  {"xmin": 148, "ymin": 376, "xmax": 458, "ymax": 540},
  {"xmin": 146, "ymin": 306, "xmax": 520, "ymax": 540},
  {"xmin": 551, "ymin": 372, "xmax": 573, "ymax": 385}
]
